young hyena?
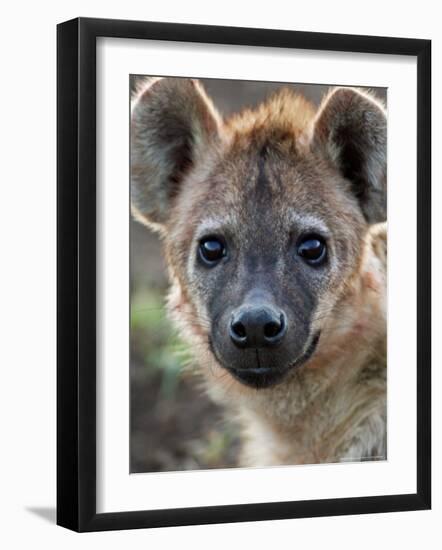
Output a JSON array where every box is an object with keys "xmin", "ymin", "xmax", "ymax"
[{"xmin": 131, "ymin": 78, "xmax": 387, "ymax": 466}]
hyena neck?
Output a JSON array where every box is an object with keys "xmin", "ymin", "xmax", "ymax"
[
  {"xmin": 237, "ymin": 337, "xmax": 386, "ymax": 466},
  {"xmin": 204, "ymin": 223, "xmax": 387, "ymax": 466}
]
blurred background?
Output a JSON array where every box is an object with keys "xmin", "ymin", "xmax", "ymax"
[{"xmin": 130, "ymin": 76, "xmax": 387, "ymax": 474}]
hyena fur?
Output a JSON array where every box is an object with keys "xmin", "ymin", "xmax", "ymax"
[{"xmin": 131, "ymin": 77, "xmax": 387, "ymax": 466}]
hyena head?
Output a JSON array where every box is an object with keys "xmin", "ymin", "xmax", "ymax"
[{"xmin": 131, "ymin": 78, "xmax": 386, "ymax": 390}]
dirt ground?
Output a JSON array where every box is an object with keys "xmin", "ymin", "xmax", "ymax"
[{"xmin": 130, "ymin": 360, "xmax": 241, "ymax": 473}]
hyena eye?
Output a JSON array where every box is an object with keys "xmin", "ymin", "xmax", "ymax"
[
  {"xmin": 297, "ymin": 234, "xmax": 327, "ymax": 265},
  {"xmin": 198, "ymin": 236, "xmax": 226, "ymax": 266}
]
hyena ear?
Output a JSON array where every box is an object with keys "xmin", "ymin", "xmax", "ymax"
[
  {"xmin": 311, "ymin": 87, "xmax": 387, "ymax": 223},
  {"xmin": 131, "ymin": 78, "xmax": 221, "ymax": 230}
]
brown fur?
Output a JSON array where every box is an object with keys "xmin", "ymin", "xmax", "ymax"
[
  {"xmin": 131, "ymin": 78, "xmax": 387, "ymax": 466},
  {"xmin": 213, "ymin": 223, "xmax": 387, "ymax": 465}
]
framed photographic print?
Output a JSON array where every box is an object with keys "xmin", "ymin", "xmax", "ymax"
[{"xmin": 57, "ymin": 17, "xmax": 431, "ymax": 532}]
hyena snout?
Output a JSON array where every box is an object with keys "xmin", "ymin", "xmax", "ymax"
[{"xmin": 229, "ymin": 305, "xmax": 287, "ymax": 349}]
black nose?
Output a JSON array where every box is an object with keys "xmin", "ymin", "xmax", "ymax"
[{"xmin": 229, "ymin": 306, "xmax": 287, "ymax": 348}]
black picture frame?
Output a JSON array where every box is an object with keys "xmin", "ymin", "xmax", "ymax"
[{"xmin": 57, "ymin": 17, "xmax": 431, "ymax": 532}]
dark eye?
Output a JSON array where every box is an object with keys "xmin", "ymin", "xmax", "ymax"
[
  {"xmin": 198, "ymin": 237, "xmax": 226, "ymax": 266},
  {"xmin": 297, "ymin": 235, "xmax": 327, "ymax": 265}
]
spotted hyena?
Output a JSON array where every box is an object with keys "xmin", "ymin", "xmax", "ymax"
[{"xmin": 131, "ymin": 78, "xmax": 387, "ymax": 466}]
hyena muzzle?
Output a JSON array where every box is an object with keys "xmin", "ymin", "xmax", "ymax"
[{"xmin": 131, "ymin": 78, "xmax": 387, "ymax": 466}]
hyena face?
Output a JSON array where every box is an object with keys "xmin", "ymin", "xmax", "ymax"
[{"xmin": 131, "ymin": 78, "xmax": 386, "ymax": 389}]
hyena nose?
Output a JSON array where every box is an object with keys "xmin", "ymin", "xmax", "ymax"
[{"xmin": 229, "ymin": 306, "xmax": 287, "ymax": 349}]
